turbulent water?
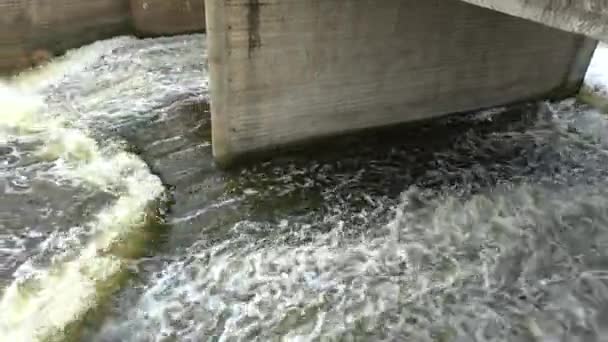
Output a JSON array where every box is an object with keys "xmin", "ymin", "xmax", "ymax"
[{"xmin": 2, "ymin": 34, "xmax": 608, "ymax": 342}]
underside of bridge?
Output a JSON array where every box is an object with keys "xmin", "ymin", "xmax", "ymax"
[{"xmin": 205, "ymin": 0, "xmax": 600, "ymax": 166}]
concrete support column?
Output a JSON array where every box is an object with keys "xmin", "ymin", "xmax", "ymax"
[{"xmin": 206, "ymin": 0, "xmax": 597, "ymax": 166}]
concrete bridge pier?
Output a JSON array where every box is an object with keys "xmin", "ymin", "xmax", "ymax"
[{"xmin": 206, "ymin": 0, "xmax": 597, "ymax": 166}]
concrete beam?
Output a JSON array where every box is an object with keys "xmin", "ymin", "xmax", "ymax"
[
  {"xmin": 459, "ymin": 0, "xmax": 608, "ymax": 42},
  {"xmin": 206, "ymin": 0, "xmax": 596, "ymax": 166}
]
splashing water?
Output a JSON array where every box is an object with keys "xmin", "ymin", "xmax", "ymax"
[
  {"xmin": 0, "ymin": 34, "xmax": 206, "ymax": 341},
  {"xmin": 90, "ymin": 99, "xmax": 608, "ymax": 342}
]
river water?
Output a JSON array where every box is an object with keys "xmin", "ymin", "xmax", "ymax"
[{"xmin": 1, "ymin": 35, "xmax": 608, "ymax": 341}]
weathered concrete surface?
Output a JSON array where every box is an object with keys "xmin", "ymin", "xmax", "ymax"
[
  {"xmin": 459, "ymin": 0, "xmax": 608, "ymax": 42},
  {"xmin": 206, "ymin": 0, "xmax": 596, "ymax": 166},
  {"xmin": 130, "ymin": 0, "xmax": 205, "ymax": 36},
  {"xmin": 0, "ymin": 0, "xmax": 130, "ymax": 73},
  {"xmin": 0, "ymin": 0, "xmax": 30, "ymax": 72},
  {"xmin": 0, "ymin": 0, "xmax": 207, "ymax": 74}
]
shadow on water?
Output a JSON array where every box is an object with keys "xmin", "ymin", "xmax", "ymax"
[
  {"xmin": 79, "ymin": 97, "xmax": 606, "ymax": 340},
  {"xmin": 115, "ymin": 100, "xmax": 548, "ymax": 253}
]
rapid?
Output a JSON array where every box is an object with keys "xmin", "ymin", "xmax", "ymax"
[{"xmin": 1, "ymin": 35, "xmax": 608, "ymax": 341}]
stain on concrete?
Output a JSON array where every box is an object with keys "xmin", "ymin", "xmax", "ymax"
[{"xmin": 247, "ymin": 0, "xmax": 262, "ymax": 58}]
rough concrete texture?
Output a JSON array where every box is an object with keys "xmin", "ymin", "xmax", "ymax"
[
  {"xmin": 206, "ymin": 0, "xmax": 596, "ymax": 166},
  {"xmin": 0, "ymin": 0, "xmax": 130, "ymax": 73},
  {"xmin": 0, "ymin": 0, "xmax": 30, "ymax": 72},
  {"xmin": 459, "ymin": 0, "xmax": 608, "ymax": 42},
  {"xmin": 130, "ymin": 0, "xmax": 205, "ymax": 36}
]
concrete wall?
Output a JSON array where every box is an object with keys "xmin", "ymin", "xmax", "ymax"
[
  {"xmin": 206, "ymin": 0, "xmax": 597, "ymax": 166},
  {"xmin": 0, "ymin": 0, "xmax": 206, "ymax": 74},
  {"xmin": 0, "ymin": 0, "xmax": 30, "ymax": 71},
  {"xmin": 0, "ymin": 0, "xmax": 130, "ymax": 73},
  {"xmin": 459, "ymin": 0, "xmax": 608, "ymax": 42},
  {"xmin": 130, "ymin": 0, "xmax": 205, "ymax": 36}
]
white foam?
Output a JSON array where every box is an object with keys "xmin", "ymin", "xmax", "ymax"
[
  {"xmin": 8, "ymin": 37, "xmax": 136, "ymax": 94},
  {"xmin": 0, "ymin": 83, "xmax": 45, "ymax": 139},
  {"xmin": 92, "ymin": 101, "xmax": 608, "ymax": 341},
  {"xmin": 0, "ymin": 168, "xmax": 162, "ymax": 341},
  {"xmin": 97, "ymin": 182, "xmax": 608, "ymax": 341},
  {"xmin": 0, "ymin": 40, "xmax": 165, "ymax": 341}
]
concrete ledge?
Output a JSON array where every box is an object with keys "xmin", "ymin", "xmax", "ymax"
[
  {"xmin": 206, "ymin": 0, "xmax": 596, "ymax": 167},
  {"xmin": 459, "ymin": 0, "xmax": 608, "ymax": 42}
]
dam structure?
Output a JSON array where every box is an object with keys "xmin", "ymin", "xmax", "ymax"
[
  {"xmin": 2, "ymin": 1, "xmax": 608, "ymax": 340},
  {"xmin": 206, "ymin": 0, "xmax": 606, "ymax": 166},
  {"xmin": 1, "ymin": 0, "xmax": 607, "ymax": 165}
]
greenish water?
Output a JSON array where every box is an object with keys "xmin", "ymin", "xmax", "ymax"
[{"xmin": 2, "ymin": 34, "xmax": 608, "ymax": 341}]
